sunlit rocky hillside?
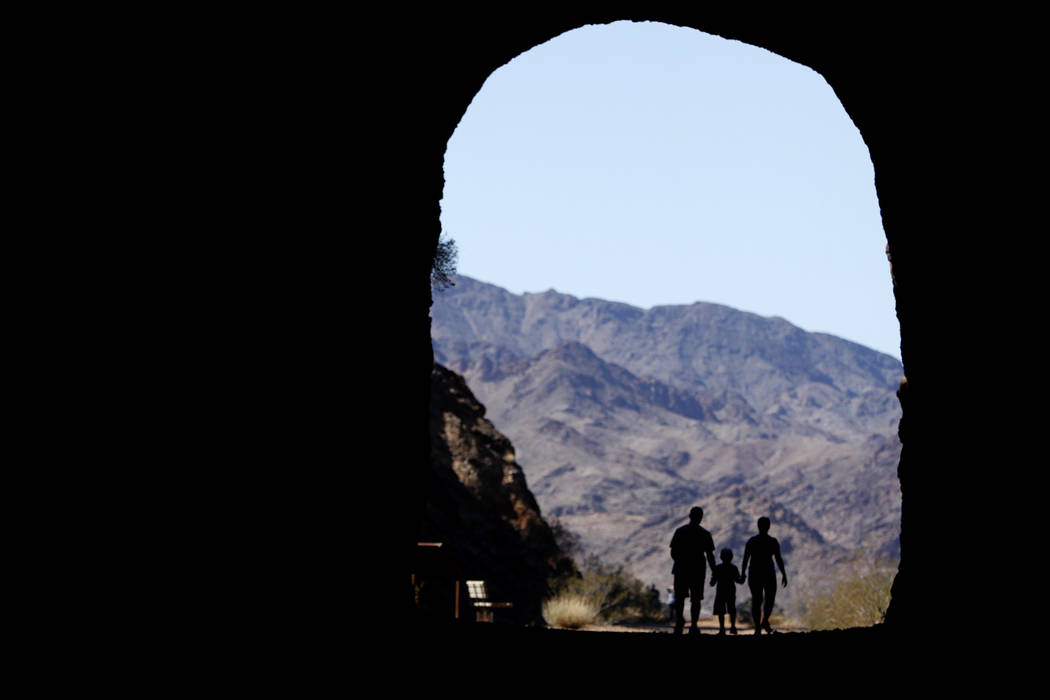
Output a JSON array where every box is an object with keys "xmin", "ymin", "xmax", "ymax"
[{"xmin": 431, "ymin": 275, "xmax": 903, "ymax": 607}]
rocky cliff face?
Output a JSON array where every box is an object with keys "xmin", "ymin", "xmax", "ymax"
[
  {"xmin": 419, "ymin": 363, "xmax": 574, "ymax": 624},
  {"xmin": 431, "ymin": 276, "xmax": 904, "ymax": 608}
]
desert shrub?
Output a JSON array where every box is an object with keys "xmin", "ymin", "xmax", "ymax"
[
  {"xmin": 431, "ymin": 234, "xmax": 458, "ymax": 289},
  {"xmin": 800, "ymin": 550, "xmax": 897, "ymax": 630},
  {"xmin": 542, "ymin": 593, "xmax": 600, "ymax": 629},
  {"xmin": 547, "ymin": 554, "xmax": 664, "ymax": 625}
]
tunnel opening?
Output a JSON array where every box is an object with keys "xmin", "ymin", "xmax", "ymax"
[{"xmin": 427, "ymin": 21, "xmax": 903, "ymax": 632}]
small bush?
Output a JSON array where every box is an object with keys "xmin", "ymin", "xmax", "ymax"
[
  {"xmin": 431, "ymin": 235, "xmax": 458, "ymax": 290},
  {"xmin": 542, "ymin": 593, "xmax": 600, "ymax": 629},
  {"xmin": 546, "ymin": 554, "xmax": 665, "ymax": 625},
  {"xmin": 801, "ymin": 550, "xmax": 897, "ymax": 631}
]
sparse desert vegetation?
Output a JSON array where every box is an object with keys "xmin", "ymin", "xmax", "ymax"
[
  {"xmin": 544, "ymin": 554, "xmax": 665, "ymax": 628},
  {"xmin": 542, "ymin": 593, "xmax": 600, "ymax": 629},
  {"xmin": 799, "ymin": 550, "xmax": 897, "ymax": 630}
]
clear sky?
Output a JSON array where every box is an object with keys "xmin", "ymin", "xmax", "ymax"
[{"xmin": 440, "ymin": 21, "xmax": 901, "ymax": 359}]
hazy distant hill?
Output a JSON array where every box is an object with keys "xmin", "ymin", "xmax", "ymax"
[{"xmin": 431, "ymin": 275, "xmax": 903, "ymax": 607}]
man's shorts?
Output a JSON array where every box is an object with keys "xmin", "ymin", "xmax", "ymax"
[{"xmin": 674, "ymin": 573, "xmax": 704, "ymax": 600}]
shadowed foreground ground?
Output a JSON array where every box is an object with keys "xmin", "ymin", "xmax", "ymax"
[{"xmin": 402, "ymin": 618, "xmax": 938, "ymax": 689}]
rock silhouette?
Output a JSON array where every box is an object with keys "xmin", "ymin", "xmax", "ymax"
[{"xmin": 422, "ymin": 363, "xmax": 574, "ymax": 624}]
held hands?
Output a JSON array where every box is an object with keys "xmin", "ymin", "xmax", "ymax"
[
  {"xmin": 736, "ymin": 575, "xmax": 745, "ymax": 584},
  {"xmin": 781, "ymin": 574, "xmax": 788, "ymax": 588}
]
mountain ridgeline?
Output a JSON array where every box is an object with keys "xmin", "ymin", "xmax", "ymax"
[{"xmin": 431, "ymin": 275, "xmax": 903, "ymax": 607}]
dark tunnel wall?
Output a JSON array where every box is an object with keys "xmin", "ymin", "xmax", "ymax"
[
  {"xmin": 365, "ymin": 8, "xmax": 1032, "ymax": 638},
  {"xmin": 168, "ymin": 7, "xmax": 1039, "ymax": 668}
]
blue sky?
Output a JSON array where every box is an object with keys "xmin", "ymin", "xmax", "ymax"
[{"xmin": 440, "ymin": 21, "xmax": 901, "ymax": 360}]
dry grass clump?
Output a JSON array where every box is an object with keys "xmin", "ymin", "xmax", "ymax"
[{"xmin": 542, "ymin": 593, "xmax": 600, "ymax": 629}]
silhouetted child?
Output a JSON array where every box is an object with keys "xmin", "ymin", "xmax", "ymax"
[{"xmin": 710, "ymin": 548, "xmax": 743, "ymax": 635}]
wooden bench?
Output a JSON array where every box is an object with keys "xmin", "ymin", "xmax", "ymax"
[{"xmin": 465, "ymin": 580, "xmax": 513, "ymax": 622}]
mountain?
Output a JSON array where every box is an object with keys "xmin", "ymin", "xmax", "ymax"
[
  {"xmin": 420, "ymin": 362, "xmax": 574, "ymax": 624},
  {"xmin": 431, "ymin": 276, "xmax": 903, "ymax": 608}
]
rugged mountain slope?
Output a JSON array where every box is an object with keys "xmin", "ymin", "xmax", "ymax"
[
  {"xmin": 431, "ymin": 276, "xmax": 903, "ymax": 606},
  {"xmin": 433, "ymin": 276, "xmax": 902, "ymax": 441},
  {"xmin": 420, "ymin": 362, "xmax": 574, "ymax": 624}
]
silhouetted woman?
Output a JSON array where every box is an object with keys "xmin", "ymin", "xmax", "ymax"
[{"xmin": 740, "ymin": 516, "xmax": 788, "ymax": 634}]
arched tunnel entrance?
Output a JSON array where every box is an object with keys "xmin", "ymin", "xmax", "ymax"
[
  {"xmin": 117, "ymin": 3, "xmax": 1032, "ymax": 682},
  {"xmin": 431, "ymin": 20, "xmax": 903, "ymax": 631},
  {"xmin": 375, "ymin": 9, "xmax": 1011, "ymax": 655}
]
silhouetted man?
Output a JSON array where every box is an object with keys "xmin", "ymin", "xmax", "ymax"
[
  {"xmin": 669, "ymin": 506, "xmax": 716, "ymax": 635},
  {"xmin": 740, "ymin": 516, "xmax": 788, "ymax": 634}
]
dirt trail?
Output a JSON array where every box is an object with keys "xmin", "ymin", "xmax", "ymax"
[{"xmin": 577, "ymin": 619, "xmax": 806, "ymax": 634}]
